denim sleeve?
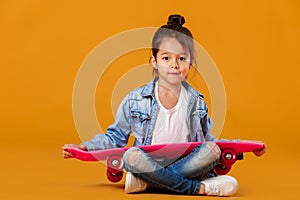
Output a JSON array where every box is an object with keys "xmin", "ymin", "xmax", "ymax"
[
  {"xmin": 198, "ymin": 98, "xmax": 240, "ymax": 142},
  {"xmin": 202, "ymin": 111, "xmax": 240, "ymax": 142},
  {"xmin": 201, "ymin": 109, "xmax": 218, "ymax": 142},
  {"xmin": 82, "ymin": 94, "xmax": 132, "ymax": 151}
]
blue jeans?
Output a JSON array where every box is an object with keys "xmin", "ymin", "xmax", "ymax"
[{"xmin": 123, "ymin": 143, "xmax": 220, "ymax": 194}]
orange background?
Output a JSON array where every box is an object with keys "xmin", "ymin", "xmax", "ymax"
[{"xmin": 1, "ymin": 0, "xmax": 299, "ymax": 199}]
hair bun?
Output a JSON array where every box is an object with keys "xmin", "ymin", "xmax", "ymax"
[{"xmin": 167, "ymin": 14, "xmax": 185, "ymax": 30}]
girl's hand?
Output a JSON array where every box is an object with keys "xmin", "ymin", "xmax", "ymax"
[{"xmin": 62, "ymin": 144, "xmax": 87, "ymax": 159}]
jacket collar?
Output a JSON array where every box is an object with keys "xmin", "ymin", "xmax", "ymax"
[
  {"xmin": 141, "ymin": 78, "xmax": 157, "ymax": 97},
  {"xmin": 141, "ymin": 77, "xmax": 204, "ymax": 99}
]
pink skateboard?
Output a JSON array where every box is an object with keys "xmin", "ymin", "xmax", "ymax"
[{"xmin": 68, "ymin": 141, "xmax": 264, "ymax": 183}]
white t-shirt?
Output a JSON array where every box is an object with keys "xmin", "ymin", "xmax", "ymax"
[{"xmin": 151, "ymin": 82, "xmax": 190, "ymax": 144}]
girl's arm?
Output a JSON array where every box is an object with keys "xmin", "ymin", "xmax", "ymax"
[
  {"xmin": 81, "ymin": 94, "xmax": 132, "ymax": 151},
  {"xmin": 201, "ymin": 105, "xmax": 266, "ymax": 156},
  {"xmin": 62, "ymin": 93, "xmax": 132, "ymax": 154}
]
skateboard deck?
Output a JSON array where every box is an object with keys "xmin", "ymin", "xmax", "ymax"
[{"xmin": 68, "ymin": 141, "xmax": 264, "ymax": 182}]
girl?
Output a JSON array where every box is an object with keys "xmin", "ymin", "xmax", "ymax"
[{"xmin": 63, "ymin": 14, "xmax": 265, "ymax": 196}]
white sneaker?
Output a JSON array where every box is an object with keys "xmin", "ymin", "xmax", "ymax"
[
  {"xmin": 125, "ymin": 172, "xmax": 147, "ymax": 194},
  {"xmin": 201, "ymin": 175, "xmax": 239, "ymax": 196}
]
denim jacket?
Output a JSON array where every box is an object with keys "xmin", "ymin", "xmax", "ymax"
[{"xmin": 83, "ymin": 78, "xmax": 218, "ymax": 151}]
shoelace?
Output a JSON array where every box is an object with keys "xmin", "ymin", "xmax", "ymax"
[{"xmin": 206, "ymin": 182, "xmax": 222, "ymax": 195}]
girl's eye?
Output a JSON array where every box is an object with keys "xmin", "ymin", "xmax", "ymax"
[
  {"xmin": 179, "ymin": 57, "xmax": 186, "ymax": 61},
  {"xmin": 162, "ymin": 57, "xmax": 169, "ymax": 61}
]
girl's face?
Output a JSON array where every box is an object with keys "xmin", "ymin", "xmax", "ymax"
[{"xmin": 152, "ymin": 37, "xmax": 191, "ymax": 87}]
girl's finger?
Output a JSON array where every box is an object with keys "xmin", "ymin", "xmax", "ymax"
[
  {"xmin": 63, "ymin": 150, "xmax": 75, "ymax": 158},
  {"xmin": 62, "ymin": 144, "xmax": 78, "ymax": 150}
]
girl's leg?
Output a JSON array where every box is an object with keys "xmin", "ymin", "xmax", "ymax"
[
  {"xmin": 167, "ymin": 142, "xmax": 221, "ymax": 179},
  {"xmin": 165, "ymin": 142, "xmax": 238, "ymax": 196},
  {"xmin": 123, "ymin": 147, "xmax": 201, "ymax": 195}
]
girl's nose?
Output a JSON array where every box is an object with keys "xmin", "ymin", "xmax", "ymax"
[{"xmin": 171, "ymin": 58, "xmax": 179, "ymax": 69}]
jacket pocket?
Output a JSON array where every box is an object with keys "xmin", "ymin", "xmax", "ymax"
[
  {"xmin": 131, "ymin": 111, "xmax": 151, "ymax": 122},
  {"xmin": 130, "ymin": 111, "xmax": 151, "ymax": 140}
]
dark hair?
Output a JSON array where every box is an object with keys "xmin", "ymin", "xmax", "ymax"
[{"xmin": 152, "ymin": 14, "xmax": 195, "ymax": 64}]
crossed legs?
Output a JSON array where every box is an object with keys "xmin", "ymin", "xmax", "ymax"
[{"xmin": 123, "ymin": 142, "xmax": 235, "ymax": 195}]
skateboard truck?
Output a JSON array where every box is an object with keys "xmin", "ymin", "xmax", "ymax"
[
  {"xmin": 214, "ymin": 149, "xmax": 244, "ymax": 175},
  {"xmin": 107, "ymin": 155, "xmax": 124, "ymax": 182}
]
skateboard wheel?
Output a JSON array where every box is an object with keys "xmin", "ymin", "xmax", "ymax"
[
  {"xmin": 106, "ymin": 170, "xmax": 123, "ymax": 183},
  {"xmin": 220, "ymin": 148, "xmax": 237, "ymax": 166},
  {"xmin": 225, "ymin": 153, "xmax": 233, "ymax": 160},
  {"xmin": 107, "ymin": 155, "xmax": 123, "ymax": 173},
  {"xmin": 214, "ymin": 164, "xmax": 232, "ymax": 175}
]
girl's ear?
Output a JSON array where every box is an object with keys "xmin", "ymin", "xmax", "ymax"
[
  {"xmin": 189, "ymin": 58, "xmax": 195, "ymax": 69},
  {"xmin": 151, "ymin": 55, "xmax": 158, "ymax": 69}
]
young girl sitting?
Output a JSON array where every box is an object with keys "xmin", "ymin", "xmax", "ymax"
[{"xmin": 63, "ymin": 14, "xmax": 265, "ymax": 196}]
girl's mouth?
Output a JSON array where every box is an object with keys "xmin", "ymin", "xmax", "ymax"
[{"xmin": 168, "ymin": 72, "xmax": 181, "ymax": 75}]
